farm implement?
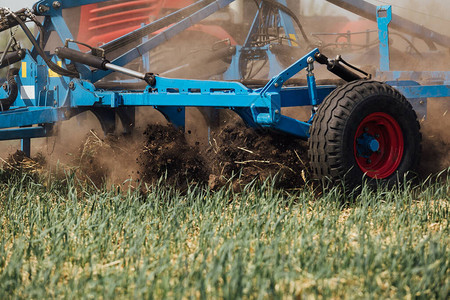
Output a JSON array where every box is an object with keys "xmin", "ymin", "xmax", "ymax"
[{"xmin": 0, "ymin": 0, "xmax": 449, "ymax": 187}]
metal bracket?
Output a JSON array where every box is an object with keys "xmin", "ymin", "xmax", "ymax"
[{"xmin": 377, "ymin": 5, "xmax": 392, "ymax": 72}]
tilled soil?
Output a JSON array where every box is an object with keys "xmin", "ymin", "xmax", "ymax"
[
  {"xmin": 205, "ymin": 124, "xmax": 310, "ymax": 189},
  {"xmin": 4, "ymin": 120, "xmax": 446, "ymax": 191},
  {"xmin": 137, "ymin": 122, "xmax": 310, "ymax": 190},
  {"xmin": 138, "ymin": 125, "xmax": 209, "ymax": 189}
]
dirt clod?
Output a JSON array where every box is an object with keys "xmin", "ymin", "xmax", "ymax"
[
  {"xmin": 136, "ymin": 121, "xmax": 310, "ymax": 190},
  {"xmin": 138, "ymin": 124, "xmax": 208, "ymax": 189},
  {"xmin": 205, "ymin": 123, "xmax": 310, "ymax": 189}
]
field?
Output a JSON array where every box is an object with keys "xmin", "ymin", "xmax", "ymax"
[{"xmin": 0, "ymin": 170, "xmax": 448, "ymax": 299}]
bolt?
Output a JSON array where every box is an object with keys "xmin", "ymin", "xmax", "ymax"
[
  {"xmin": 177, "ymin": 108, "xmax": 182, "ymax": 112},
  {"xmin": 43, "ymin": 86, "xmax": 47, "ymax": 91},
  {"xmin": 419, "ymin": 100, "xmax": 424, "ymax": 105},
  {"xmin": 2, "ymin": 83, "xmax": 6, "ymax": 90},
  {"xmin": 52, "ymin": 1, "xmax": 61, "ymax": 9},
  {"xmin": 307, "ymin": 56, "xmax": 314, "ymax": 64},
  {"xmin": 274, "ymin": 109, "xmax": 280, "ymax": 114},
  {"xmin": 366, "ymin": 159, "xmax": 372, "ymax": 164},
  {"xmin": 69, "ymin": 82, "xmax": 75, "ymax": 90},
  {"xmin": 274, "ymin": 83, "xmax": 279, "ymax": 87},
  {"xmin": 64, "ymin": 110, "xmax": 71, "ymax": 119},
  {"xmin": 38, "ymin": 4, "xmax": 50, "ymax": 13}
]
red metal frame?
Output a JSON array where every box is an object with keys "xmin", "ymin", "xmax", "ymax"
[
  {"xmin": 77, "ymin": 0, "xmax": 236, "ymax": 47},
  {"xmin": 78, "ymin": 0, "xmax": 164, "ymax": 46}
]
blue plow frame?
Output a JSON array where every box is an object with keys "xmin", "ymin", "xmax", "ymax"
[
  {"xmin": 0, "ymin": 46, "xmax": 333, "ymax": 140},
  {"xmin": 0, "ymin": 1, "xmax": 449, "ymax": 157}
]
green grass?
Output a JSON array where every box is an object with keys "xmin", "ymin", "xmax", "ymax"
[{"xmin": 0, "ymin": 172, "xmax": 448, "ymax": 299}]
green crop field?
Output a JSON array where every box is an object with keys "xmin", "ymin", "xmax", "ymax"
[{"xmin": 0, "ymin": 171, "xmax": 449, "ymax": 299}]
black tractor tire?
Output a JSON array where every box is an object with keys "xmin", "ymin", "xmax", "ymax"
[{"xmin": 308, "ymin": 80, "xmax": 421, "ymax": 188}]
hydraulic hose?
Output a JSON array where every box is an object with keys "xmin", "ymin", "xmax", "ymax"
[
  {"xmin": 259, "ymin": 0, "xmax": 311, "ymax": 46},
  {"xmin": 315, "ymin": 52, "xmax": 364, "ymax": 82},
  {"xmin": 7, "ymin": 9, "xmax": 79, "ymax": 78},
  {"xmin": 0, "ymin": 68, "xmax": 19, "ymax": 111},
  {"xmin": 0, "ymin": 49, "xmax": 26, "ymax": 69}
]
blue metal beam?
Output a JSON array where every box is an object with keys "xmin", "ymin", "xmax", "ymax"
[
  {"xmin": 0, "ymin": 127, "xmax": 51, "ymax": 140},
  {"xmin": 393, "ymin": 85, "xmax": 450, "ymax": 99},
  {"xmin": 280, "ymin": 86, "xmax": 335, "ymax": 107},
  {"xmin": 0, "ymin": 108, "xmax": 61, "ymax": 129},
  {"xmin": 378, "ymin": 71, "xmax": 450, "ymax": 83},
  {"xmin": 325, "ymin": 0, "xmax": 450, "ymax": 49},
  {"xmin": 377, "ymin": 6, "xmax": 391, "ymax": 72},
  {"xmin": 271, "ymin": 115, "xmax": 311, "ymax": 139}
]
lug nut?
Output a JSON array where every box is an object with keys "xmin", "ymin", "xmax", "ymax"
[{"xmin": 366, "ymin": 159, "xmax": 372, "ymax": 164}]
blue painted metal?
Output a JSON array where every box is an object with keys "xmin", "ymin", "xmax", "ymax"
[
  {"xmin": 378, "ymin": 71, "xmax": 450, "ymax": 85},
  {"xmin": 222, "ymin": 45, "xmax": 242, "ymax": 80},
  {"xmin": 0, "ymin": 127, "xmax": 50, "ymax": 140},
  {"xmin": 141, "ymin": 24, "xmax": 150, "ymax": 72},
  {"xmin": 0, "ymin": 107, "xmax": 62, "ymax": 129},
  {"xmin": 272, "ymin": 115, "xmax": 311, "ymax": 139},
  {"xmin": 21, "ymin": 138, "xmax": 31, "ymax": 157},
  {"xmin": 377, "ymin": 5, "xmax": 391, "ymax": 72},
  {"xmin": 277, "ymin": 0, "xmax": 299, "ymax": 47},
  {"xmin": 224, "ymin": 0, "xmax": 301, "ymax": 80},
  {"xmin": 356, "ymin": 133, "xmax": 380, "ymax": 158},
  {"xmin": 393, "ymin": 84, "xmax": 450, "ymax": 99},
  {"xmin": 279, "ymin": 86, "xmax": 335, "ymax": 107},
  {"xmin": 0, "ymin": 44, "xmax": 325, "ymax": 140}
]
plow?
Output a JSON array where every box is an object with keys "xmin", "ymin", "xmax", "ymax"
[{"xmin": 0, "ymin": 0, "xmax": 448, "ymax": 187}]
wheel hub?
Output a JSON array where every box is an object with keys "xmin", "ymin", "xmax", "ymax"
[
  {"xmin": 356, "ymin": 133, "xmax": 380, "ymax": 156},
  {"xmin": 354, "ymin": 112, "xmax": 404, "ymax": 179}
]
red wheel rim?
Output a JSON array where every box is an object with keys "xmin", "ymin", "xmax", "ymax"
[{"xmin": 354, "ymin": 112, "xmax": 404, "ymax": 179}]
